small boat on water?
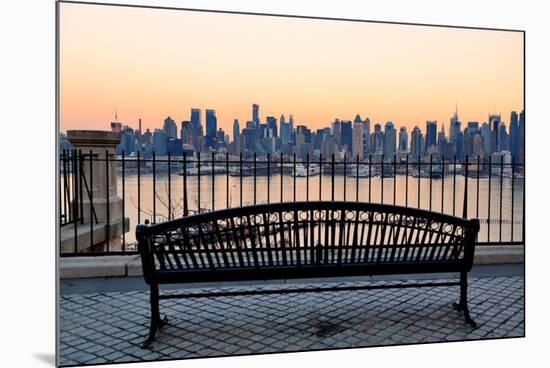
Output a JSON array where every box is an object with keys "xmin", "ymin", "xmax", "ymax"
[
  {"xmin": 349, "ymin": 165, "xmax": 372, "ymax": 178},
  {"xmin": 178, "ymin": 166, "xmax": 226, "ymax": 176},
  {"xmin": 293, "ymin": 164, "xmax": 320, "ymax": 177}
]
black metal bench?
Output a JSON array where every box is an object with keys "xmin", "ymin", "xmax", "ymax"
[{"xmin": 137, "ymin": 201, "xmax": 480, "ymax": 347}]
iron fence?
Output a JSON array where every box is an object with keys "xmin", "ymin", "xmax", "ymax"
[{"xmin": 59, "ymin": 150, "xmax": 525, "ymax": 256}]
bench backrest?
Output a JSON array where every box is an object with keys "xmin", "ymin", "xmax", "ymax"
[{"xmin": 137, "ymin": 201, "xmax": 479, "ymax": 281}]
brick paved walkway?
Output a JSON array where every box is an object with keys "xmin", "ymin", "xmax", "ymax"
[{"xmin": 59, "ymin": 276, "xmax": 524, "ymax": 366}]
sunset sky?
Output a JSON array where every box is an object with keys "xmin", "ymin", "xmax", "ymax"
[{"xmin": 59, "ymin": 2, "xmax": 524, "ymax": 134}]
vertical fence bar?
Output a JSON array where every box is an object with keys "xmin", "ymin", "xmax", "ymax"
[
  {"xmin": 62, "ymin": 150, "xmax": 68, "ymax": 223},
  {"xmin": 183, "ymin": 153, "xmax": 188, "ymax": 216},
  {"xmin": 405, "ymin": 155, "xmax": 409, "ymax": 207},
  {"xmin": 79, "ymin": 150, "xmax": 83, "ymax": 223},
  {"xmin": 198, "ymin": 154, "xmax": 201, "ymax": 213},
  {"xmin": 280, "ymin": 153, "xmax": 283, "ymax": 203},
  {"xmin": 393, "ymin": 154, "xmax": 396, "ymax": 206},
  {"xmin": 59, "ymin": 150, "xmax": 64, "ymax": 226},
  {"xmin": 381, "ymin": 159, "xmax": 384, "ymax": 204},
  {"xmin": 122, "ymin": 151, "xmax": 125, "ymax": 251},
  {"xmin": 293, "ymin": 153, "xmax": 296, "ymax": 202},
  {"xmin": 318, "ymin": 154, "xmax": 322, "ymax": 201},
  {"xmin": 137, "ymin": 151, "xmax": 141, "ymax": 224},
  {"xmin": 476, "ymin": 157, "xmax": 480, "ymax": 219},
  {"xmin": 89, "ymin": 150, "xmax": 93, "ymax": 250},
  {"xmin": 240, "ymin": 152, "xmax": 243, "ymax": 207},
  {"xmin": 226, "ymin": 152, "xmax": 229, "ymax": 209},
  {"xmin": 463, "ymin": 156, "xmax": 469, "ymax": 218},
  {"xmin": 331, "ymin": 154, "xmax": 335, "ymax": 202},
  {"xmin": 105, "ymin": 150, "xmax": 110, "ymax": 252},
  {"xmin": 343, "ymin": 154, "xmax": 347, "ymax": 201},
  {"xmin": 253, "ymin": 152, "xmax": 257, "ymax": 205},
  {"xmin": 306, "ymin": 153, "xmax": 310, "ymax": 202},
  {"xmin": 511, "ymin": 156, "xmax": 515, "ymax": 242},
  {"xmin": 168, "ymin": 152, "xmax": 172, "ymax": 220},
  {"xmin": 441, "ymin": 156, "xmax": 445, "ymax": 213},
  {"xmin": 417, "ymin": 156, "xmax": 421, "ymax": 209},
  {"xmin": 499, "ymin": 154, "xmax": 504, "ymax": 242},
  {"xmin": 267, "ymin": 154, "xmax": 271, "ymax": 204},
  {"xmin": 152, "ymin": 151, "xmax": 156, "ymax": 222},
  {"xmin": 211, "ymin": 152, "xmax": 215, "ymax": 212},
  {"xmin": 72, "ymin": 150, "xmax": 78, "ymax": 253},
  {"xmin": 368, "ymin": 155, "xmax": 372, "ymax": 202},
  {"xmin": 452, "ymin": 155, "xmax": 457, "ymax": 216},
  {"xmin": 355, "ymin": 154, "xmax": 359, "ymax": 203},
  {"xmin": 429, "ymin": 154, "xmax": 433, "ymax": 211},
  {"xmin": 487, "ymin": 155, "xmax": 492, "ymax": 243}
]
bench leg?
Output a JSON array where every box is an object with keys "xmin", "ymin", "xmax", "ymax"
[
  {"xmin": 453, "ymin": 271, "xmax": 477, "ymax": 328},
  {"xmin": 142, "ymin": 284, "xmax": 168, "ymax": 348}
]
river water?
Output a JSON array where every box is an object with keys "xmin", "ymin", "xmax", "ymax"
[{"xmin": 115, "ymin": 173, "xmax": 524, "ymax": 246}]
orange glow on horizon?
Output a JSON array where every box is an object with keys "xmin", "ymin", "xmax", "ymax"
[{"xmin": 59, "ymin": 3, "xmax": 523, "ymax": 134}]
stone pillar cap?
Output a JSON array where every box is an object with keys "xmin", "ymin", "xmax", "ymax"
[{"xmin": 66, "ymin": 130, "xmax": 121, "ymax": 147}]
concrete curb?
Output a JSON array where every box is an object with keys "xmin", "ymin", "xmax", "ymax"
[{"xmin": 59, "ymin": 245, "xmax": 524, "ymax": 279}]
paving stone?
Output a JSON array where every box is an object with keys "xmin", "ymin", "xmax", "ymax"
[{"xmin": 59, "ymin": 276, "xmax": 524, "ymax": 366}]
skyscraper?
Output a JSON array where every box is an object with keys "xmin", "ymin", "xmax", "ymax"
[
  {"xmin": 340, "ymin": 121, "xmax": 353, "ymax": 154},
  {"xmin": 383, "ymin": 121, "xmax": 396, "ymax": 159},
  {"xmin": 481, "ymin": 123, "xmax": 491, "ymax": 156},
  {"xmin": 266, "ymin": 116, "xmax": 277, "ymax": 137},
  {"xmin": 411, "ymin": 127, "xmax": 423, "ymax": 160},
  {"xmin": 190, "ymin": 108, "xmax": 201, "ymax": 149},
  {"xmin": 425, "ymin": 121, "xmax": 437, "ymax": 151},
  {"xmin": 280, "ymin": 115, "xmax": 290, "ymax": 145},
  {"xmin": 509, "ymin": 111, "xmax": 519, "ymax": 160},
  {"xmin": 489, "ymin": 114, "xmax": 501, "ymax": 154},
  {"xmin": 363, "ymin": 117, "xmax": 371, "ymax": 155},
  {"xmin": 153, "ymin": 128, "xmax": 167, "ymax": 156},
  {"xmin": 205, "ymin": 109, "xmax": 217, "ymax": 148},
  {"xmin": 352, "ymin": 119, "xmax": 364, "ymax": 161},
  {"xmin": 518, "ymin": 110, "xmax": 525, "ymax": 163},
  {"xmin": 163, "ymin": 116, "xmax": 177, "ymax": 139},
  {"xmin": 205, "ymin": 109, "xmax": 217, "ymax": 136},
  {"xmin": 232, "ymin": 119, "xmax": 240, "ymax": 144},
  {"xmin": 252, "ymin": 104, "xmax": 260, "ymax": 127},
  {"xmin": 398, "ymin": 127, "xmax": 408, "ymax": 153}
]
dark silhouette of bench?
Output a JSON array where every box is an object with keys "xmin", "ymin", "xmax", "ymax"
[{"xmin": 137, "ymin": 201, "xmax": 480, "ymax": 348}]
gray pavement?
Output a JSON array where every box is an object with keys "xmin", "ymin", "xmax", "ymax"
[{"xmin": 58, "ymin": 266, "xmax": 524, "ymax": 366}]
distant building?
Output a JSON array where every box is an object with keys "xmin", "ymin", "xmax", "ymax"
[
  {"xmin": 153, "ymin": 128, "xmax": 167, "ymax": 156},
  {"xmin": 340, "ymin": 121, "xmax": 353, "ymax": 154},
  {"xmin": 352, "ymin": 119, "xmax": 364, "ymax": 161},
  {"xmin": 253, "ymin": 104, "xmax": 260, "ymax": 126},
  {"xmin": 411, "ymin": 127, "xmax": 423, "ymax": 160},
  {"xmin": 205, "ymin": 109, "xmax": 217, "ymax": 148},
  {"xmin": 509, "ymin": 111, "xmax": 519, "ymax": 160},
  {"xmin": 489, "ymin": 114, "xmax": 501, "ymax": 154},
  {"xmin": 163, "ymin": 116, "xmax": 177, "ymax": 139},
  {"xmin": 190, "ymin": 108, "xmax": 201, "ymax": 149},
  {"xmin": 232, "ymin": 119, "xmax": 240, "ymax": 144},
  {"xmin": 481, "ymin": 123, "xmax": 491, "ymax": 157},
  {"xmin": 425, "ymin": 121, "xmax": 437, "ymax": 151},
  {"xmin": 280, "ymin": 115, "xmax": 291, "ymax": 145},
  {"xmin": 518, "ymin": 110, "xmax": 525, "ymax": 164},
  {"xmin": 363, "ymin": 117, "xmax": 371, "ymax": 156},
  {"xmin": 383, "ymin": 121, "xmax": 396, "ymax": 159},
  {"xmin": 398, "ymin": 127, "xmax": 408, "ymax": 153},
  {"xmin": 110, "ymin": 122, "xmax": 122, "ymax": 133},
  {"xmin": 266, "ymin": 116, "xmax": 277, "ymax": 137}
]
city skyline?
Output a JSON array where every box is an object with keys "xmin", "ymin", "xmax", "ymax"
[
  {"xmin": 59, "ymin": 103, "xmax": 524, "ymax": 166},
  {"xmin": 59, "ymin": 3, "xmax": 523, "ymax": 134}
]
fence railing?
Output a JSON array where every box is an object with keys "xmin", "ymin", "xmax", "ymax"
[{"xmin": 59, "ymin": 150, "xmax": 525, "ymax": 256}]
